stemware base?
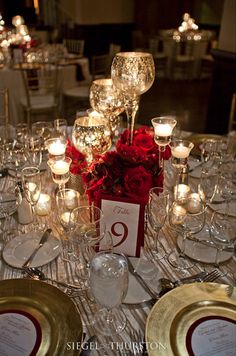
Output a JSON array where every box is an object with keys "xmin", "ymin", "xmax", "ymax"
[
  {"xmin": 92, "ymin": 308, "xmax": 126, "ymax": 336},
  {"xmin": 167, "ymin": 247, "xmax": 195, "ymax": 270}
]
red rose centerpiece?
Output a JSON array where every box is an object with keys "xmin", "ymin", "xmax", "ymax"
[
  {"xmin": 82, "ymin": 126, "xmax": 171, "ymax": 257},
  {"xmin": 83, "ymin": 126, "xmax": 171, "ymax": 203}
]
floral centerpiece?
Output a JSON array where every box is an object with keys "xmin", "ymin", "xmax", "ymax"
[{"xmin": 82, "ymin": 126, "xmax": 171, "ymax": 204}]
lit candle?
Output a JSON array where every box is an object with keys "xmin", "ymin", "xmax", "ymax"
[
  {"xmin": 65, "ymin": 190, "xmax": 79, "ymax": 209},
  {"xmin": 48, "ymin": 141, "xmax": 66, "ymax": 156},
  {"xmin": 61, "ymin": 212, "xmax": 71, "ymax": 224},
  {"xmin": 174, "ymin": 184, "xmax": 190, "ymax": 202},
  {"xmin": 51, "ymin": 160, "xmax": 70, "ymax": 175},
  {"xmin": 172, "ymin": 145, "xmax": 190, "ymax": 158},
  {"xmin": 171, "ymin": 204, "xmax": 187, "ymax": 225},
  {"xmin": 187, "ymin": 193, "xmax": 202, "ymax": 214},
  {"xmin": 28, "ymin": 182, "xmax": 36, "ymax": 192},
  {"xmin": 154, "ymin": 123, "xmax": 173, "ymax": 137},
  {"xmin": 35, "ymin": 193, "xmax": 51, "ymax": 216}
]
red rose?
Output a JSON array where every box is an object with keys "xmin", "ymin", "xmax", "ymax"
[
  {"xmin": 133, "ymin": 133, "xmax": 155, "ymax": 153},
  {"xmin": 124, "ymin": 166, "xmax": 153, "ymax": 202}
]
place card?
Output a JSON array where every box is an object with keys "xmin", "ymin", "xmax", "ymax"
[
  {"xmin": 186, "ymin": 316, "xmax": 236, "ymax": 356},
  {"xmin": 0, "ymin": 309, "xmax": 42, "ymax": 356},
  {"xmin": 96, "ymin": 193, "xmax": 146, "ymax": 257}
]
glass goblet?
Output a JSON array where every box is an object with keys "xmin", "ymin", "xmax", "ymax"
[
  {"xmin": 89, "ymin": 78, "xmax": 124, "ymax": 135},
  {"xmin": 22, "ymin": 166, "xmax": 41, "ymax": 230},
  {"xmin": 56, "ymin": 188, "xmax": 80, "ymax": 260},
  {"xmin": 111, "ymin": 52, "xmax": 155, "ymax": 144},
  {"xmin": 147, "ymin": 186, "xmax": 169, "ymax": 260},
  {"xmin": 72, "ymin": 116, "xmax": 112, "ymax": 163},
  {"xmin": 198, "ymin": 168, "xmax": 219, "ymax": 209},
  {"xmin": 89, "ymin": 251, "xmax": 128, "ymax": 335},
  {"xmin": 72, "ymin": 205, "xmax": 106, "ymax": 280},
  {"xmin": 168, "ymin": 199, "xmax": 205, "ymax": 270},
  {"xmin": 47, "ymin": 156, "xmax": 72, "ymax": 191}
]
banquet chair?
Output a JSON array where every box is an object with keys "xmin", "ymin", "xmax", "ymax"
[
  {"xmin": 228, "ymin": 93, "xmax": 236, "ymax": 132},
  {"xmin": 171, "ymin": 40, "xmax": 195, "ymax": 80},
  {"xmin": 90, "ymin": 54, "xmax": 110, "ymax": 80},
  {"xmin": 63, "ymin": 39, "xmax": 85, "ymax": 56},
  {"xmin": 19, "ymin": 63, "xmax": 60, "ymax": 126},
  {"xmin": 0, "ymin": 88, "xmax": 11, "ymax": 141}
]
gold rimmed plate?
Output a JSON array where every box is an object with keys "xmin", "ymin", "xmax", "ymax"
[
  {"xmin": 146, "ymin": 283, "xmax": 236, "ymax": 356},
  {"xmin": 0, "ymin": 279, "xmax": 83, "ymax": 355},
  {"xmin": 188, "ymin": 133, "xmax": 222, "ymax": 157}
]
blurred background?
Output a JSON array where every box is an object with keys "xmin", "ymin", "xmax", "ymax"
[{"xmin": 0, "ymin": 0, "xmax": 235, "ymax": 135}]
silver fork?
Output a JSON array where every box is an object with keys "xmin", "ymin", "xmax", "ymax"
[{"xmin": 202, "ymin": 269, "xmax": 221, "ymax": 282}]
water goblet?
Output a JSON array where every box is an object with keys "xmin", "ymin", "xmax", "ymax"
[
  {"xmin": 89, "ymin": 251, "xmax": 129, "ymax": 335},
  {"xmin": 198, "ymin": 168, "xmax": 219, "ymax": 209},
  {"xmin": 168, "ymin": 198, "xmax": 205, "ymax": 270},
  {"xmin": 54, "ymin": 118, "xmax": 68, "ymax": 138},
  {"xmin": 111, "ymin": 52, "xmax": 155, "ymax": 144},
  {"xmin": 25, "ymin": 135, "xmax": 43, "ymax": 168},
  {"xmin": 56, "ymin": 188, "xmax": 80, "ymax": 260},
  {"xmin": 47, "ymin": 156, "xmax": 72, "ymax": 191},
  {"xmin": 147, "ymin": 186, "xmax": 169, "ymax": 260},
  {"xmin": 89, "ymin": 78, "xmax": 124, "ymax": 135},
  {"xmin": 72, "ymin": 116, "xmax": 112, "ymax": 163},
  {"xmin": 22, "ymin": 166, "xmax": 41, "ymax": 230},
  {"xmin": 71, "ymin": 205, "xmax": 106, "ymax": 280},
  {"xmin": 151, "ymin": 116, "xmax": 177, "ymax": 168}
]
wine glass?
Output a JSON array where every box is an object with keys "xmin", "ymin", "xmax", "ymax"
[
  {"xmin": 54, "ymin": 118, "xmax": 68, "ymax": 138},
  {"xmin": 72, "ymin": 205, "xmax": 106, "ymax": 280},
  {"xmin": 47, "ymin": 156, "xmax": 72, "ymax": 191},
  {"xmin": 89, "ymin": 251, "xmax": 128, "ymax": 335},
  {"xmin": 147, "ymin": 186, "xmax": 169, "ymax": 259},
  {"xmin": 111, "ymin": 52, "xmax": 155, "ymax": 144},
  {"xmin": 198, "ymin": 168, "xmax": 219, "ymax": 208},
  {"xmin": 168, "ymin": 199, "xmax": 205, "ymax": 270},
  {"xmin": 72, "ymin": 116, "xmax": 112, "ymax": 163},
  {"xmin": 89, "ymin": 78, "xmax": 124, "ymax": 135},
  {"xmin": 22, "ymin": 166, "xmax": 41, "ymax": 230},
  {"xmin": 56, "ymin": 188, "xmax": 80, "ymax": 260},
  {"xmin": 25, "ymin": 135, "xmax": 43, "ymax": 168}
]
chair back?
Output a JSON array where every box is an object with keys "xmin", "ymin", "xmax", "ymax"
[
  {"xmin": 63, "ymin": 39, "xmax": 85, "ymax": 56},
  {"xmin": 0, "ymin": 88, "xmax": 10, "ymax": 141},
  {"xmin": 91, "ymin": 54, "xmax": 110, "ymax": 79},
  {"xmin": 229, "ymin": 93, "xmax": 236, "ymax": 132}
]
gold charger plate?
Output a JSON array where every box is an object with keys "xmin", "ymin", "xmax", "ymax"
[
  {"xmin": 188, "ymin": 133, "xmax": 222, "ymax": 156},
  {"xmin": 0, "ymin": 279, "xmax": 83, "ymax": 355},
  {"xmin": 146, "ymin": 283, "xmax": 236, "ymax": 356}
]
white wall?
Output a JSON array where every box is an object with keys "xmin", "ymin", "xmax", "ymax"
[
  {"xmin": 218, "ymin": 0, "xmax": 236, "ymax": 53},
  {"xmin": 59, "ymin": 0, "xmax": 134, "ymax": 25}
]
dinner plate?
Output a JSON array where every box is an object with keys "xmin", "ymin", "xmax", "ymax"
[
  {"xmin": 187, "ymin": 133, "xmax": 222, "ymax": 157},
  {"xmin": 123, "ymin": 258, "xmax": 161, "ymax": 305},
  {"xmin": 3, "ymin": 231, "xmax": 61, "ymax": 268},
  {"xmin": 176, "ymin": 228, "xmax": 233, "ymax": 264},
  {"xmin": 146, "ymin": 283, "xmax": 236, "ymax": 356},
  {"xmin": 0, "ymin": 279, "xmax": 83, "ymax": 356}
]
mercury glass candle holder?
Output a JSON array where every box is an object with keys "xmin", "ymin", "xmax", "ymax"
[
  {"xmin": 111, "ymin": 52, "xmax": 155, "ymax": 145},
  {"xmin": 151, "ymin": 116, "xmax": 177, "ymax": 168},
  {"xmin": 89, "ymin": 78, "xmax": 124, "ymax": 135},
  {"xmin": 72, "ymin": 116, "xmax": 112, "ymax": 163}
]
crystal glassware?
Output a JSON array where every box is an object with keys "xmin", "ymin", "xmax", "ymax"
[
  {"xmin": 89, "ymin": 78, "xmax": 124, "ymax": 134},
  {"xmin": 90, "ymin": 251, "xmax": 128, "ymax": 335},
  {"xmin": 47, "ymin": 156, "xmax": 72, "ymax": 191},
  {"xmin": 22, "ymin": 166, "xmax": 41, "ymax": 230},
  {"xmin": 111, "ymin": 52, "xmax": 155, "ymax": 144},
  {"xmin": 147, "ymin": 186, "xmax": 169, "ymax": 259},
  {"xmin": 151, "ymin": 116, "xmax": 177, "ymax": 168},
  {"xmin": 72, "ymin": 116, "xmax": 112, "ymax": 163},
  {"xmin": 168, "ymin": 199, "xmax": 205, "ymax": 270},
  {"xmin": 54, "ymin": 118, "xmax": 68, "ymax": 138},
  {"xmin": 170, "ymin": 139, "xmax": 194, "ymax": 169}
]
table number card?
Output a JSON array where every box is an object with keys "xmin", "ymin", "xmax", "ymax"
[{"xmin": 96, "ymin": 194, "xmax": 146, "ymax": 257}]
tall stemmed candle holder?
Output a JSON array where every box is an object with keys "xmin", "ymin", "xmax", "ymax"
[
  {"xmin": 151, "ymin": 116, "xmax": 177, "ymax": 168},
  {"xmin": 45, "ymin": 137, "xmax": 67, "ymax": 161},
  {"xmin": 111, "ymin": 52, "xmax": 155, "ymax": 145},
  {"xmin": 89, "ymin": 78, "xmax": 124, "ymax": 136},
  {"xmin": 48, "ymin": 157, "xmax": 72, "ymax": 191}
]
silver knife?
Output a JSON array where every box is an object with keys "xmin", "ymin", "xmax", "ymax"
[
  {"xmin": 22, "ymin": 228, "xmax": 52, "ymax": 268},
  {"xmin": 127, "ymin": 257, "xmax": 158, "ymax": 300}
]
